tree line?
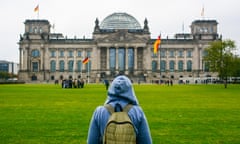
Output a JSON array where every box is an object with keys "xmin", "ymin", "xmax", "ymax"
[{"xmin": 204, "ymin": 39, "xmax": 240, "ymax": 88}]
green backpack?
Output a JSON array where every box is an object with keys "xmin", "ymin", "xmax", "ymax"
[{"xmin": 103, "ymin": 104, "xmax": 136, "ymax": 144}]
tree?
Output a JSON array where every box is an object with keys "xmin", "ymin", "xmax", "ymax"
[
  {"xmin": 203, "ymin": 39, "xmax": 236, "ymax": 88},
  {"xmin": 232, "ymin": 56, "xmax": 240, "ymax": 79},
  {"xmin": 0, "ymin": 72, "xmax": 18, "ymax": 81}
]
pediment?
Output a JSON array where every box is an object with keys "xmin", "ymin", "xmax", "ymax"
[{"xmin": 95, "ymin": 31, "xmax": 149, "ymax": 43}]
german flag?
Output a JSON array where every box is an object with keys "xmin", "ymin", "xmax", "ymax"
[
  {"xmin": 153, "ymin": 36, "xmax": 161, "ymax": 54},
  {"xmin": 83, "ymin": 57, "xmax": 89, "ymax": 64},
  {"xmin": 34, "ymin": 5, "xmax": 39, "ymax": 12}
]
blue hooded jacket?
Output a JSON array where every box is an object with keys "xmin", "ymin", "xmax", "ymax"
[{"xmin": 87, "ymin": 75, "xmax": 152, "ymax": 144}]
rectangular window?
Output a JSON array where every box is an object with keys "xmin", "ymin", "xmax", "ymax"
[
  {"xmin": 109, "ymin": 48, "xmax": 116, "ymax": 71},
  {"xmin": 178, "ymin": 50, "xmax": 183, "ymax": 58},
  {"xmin": 169, "ymin": 50, "xmax": 175, "ymax": 58},
  {"xmin": 69, "ymin": 51, "xmax": 73, "ymax": 57},
  {"xmin": 59, "ymin": 50, "xmax": 64, "ymax": 57},
  {"xmin": 0, "ymin": 63, "xmax": 8, "ymax": 72},
  {"xmin": 128, "ymin": 48, "xmax": 134, "ymax": 73},
  {"xmin": 87, "ymin": 51, "xmax": 91, "ymax": 57},
  {"xmin": 160, "ymin": 50, "xmax": 166, "ymax": 58},
  {"xmin": 77, "ymin": 51, "xmax": 82, "ymax": 57},
  {"xmin": 187, "ymin": 50, "xmax": 192, "ymax": 57},
  {"xmin": 118, "ymin": 48, "xmax": 125, "ymax": 71},
  {"xmin": 151, "ymin": 52, "xmax": 158, "ymax": 58},
  {"xmin": 51, "ymin": 51, "xmax": 56, "ymax": 57}
]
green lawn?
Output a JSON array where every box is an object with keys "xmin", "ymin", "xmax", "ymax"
[{"xmin": 0, "ymin": 84, "xmax": 240, "ymax": 144}]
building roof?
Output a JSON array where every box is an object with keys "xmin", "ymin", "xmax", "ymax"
[
  {"xmin": 0, "ymin": 60, "xmax": 11, "ymax": 63},
  {"xmin": 24, "ymin": 19, "xmax": 49, "ymax": 24},
  {"xmin": 192, "ymin": 20, "xmax": 218, "ymax": 25},
  {"xmin": 100, "ymin": 12, "xmax": 142, "ymax": 30}
]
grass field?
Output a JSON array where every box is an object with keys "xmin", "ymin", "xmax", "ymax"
[{"xmin": 0, "ymin": 83, "xmax": 240, "ymax": 144}]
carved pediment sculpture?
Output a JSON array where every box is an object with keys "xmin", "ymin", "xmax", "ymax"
[{"xmin": 96, "ymin": 31, "xmax": 148, "ymax": 43}]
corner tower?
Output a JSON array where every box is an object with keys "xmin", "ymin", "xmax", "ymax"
[
  {"xmin": 191, "ymin": 20, "xmax": 218, "ymax": 40},
  {"xmin": 22, "ymin": 20, "xmax": 51, "ymax": 40}
]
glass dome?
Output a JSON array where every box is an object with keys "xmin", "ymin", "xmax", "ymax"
[{"xmin": 100, "ymin": 12, "xmax": 142, "ymax": 30}]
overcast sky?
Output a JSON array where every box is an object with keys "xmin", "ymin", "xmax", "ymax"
[{"xmin": 1, "ymin": 0, "xmax": 239, "ymax": 63}]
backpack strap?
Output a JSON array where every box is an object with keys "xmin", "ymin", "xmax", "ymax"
[
  {"xmin": 123, "ymin": 104, "xmax": 133, "ymax": 112},
  {"xmin": 104, "ymin": 104, "xmax": 114, "ymax": 114},
  {"xmin": 105, "ymin": 104, "xmax": 133, "ymax": 114}
]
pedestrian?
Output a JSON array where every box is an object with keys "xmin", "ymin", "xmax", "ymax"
[
  {"xmin": 170, "ymin": 79, "xmax": 173, "ymax": 86},
  {"xmin": 87, "ymin": 75, "xmax": 152, "ymax": 144},
  {"xmin": 80, "ymin": 79, "xmax": 84, "ymax": 88},
  {"xmin": 104, "ymin": 79, "xmax": 109, "ymax": 90}
]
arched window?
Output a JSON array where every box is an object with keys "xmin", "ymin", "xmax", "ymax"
[
  {"xmin": 204, "ymin": 61, "xmax": 209, "ymax": 72},
  {"xmin": 31, "ymin": 50, "xmax": 40, "ymax": 57},
  {"xmin": 77, "ymin": 60, "xmax": 82, "ymax": 72},
  {"xmin": 59, "ymin": 60, "xmax": 64, "ymax": 72},
  {"xmin": 169, "ymin": 60, "xmax": 175, "ymax": 72},
  {"xmin": 152, "ymin": 61, "xmax": 157, "ymax": 72},
  {"xmin": 50, "ymin": 60, "xmax": 56, "ymax": 72},
  {"xmin": 68, "ymin": 60, "xmax": 74, "ymax": 72},
  {"xmin": 178, "ymin": 61, "xmax": 184, "ymax": 72},
  {"xmin": 160, "ymin": 60, "xmax": 166, "ymax": 72},
  {"xmin": 33, "ymin": 27, "xmax": 38, "ymax": 33},
  {"xmin": 187, "ymin": 60, "xmax": 192, "ymax": 72},
  {"xmin": 39, "ymin": 27, "xmax": 43, "ymax": 33},
  {"xmin": 85, "ymin": 60, "xmax": 91, "ymax": 72}
]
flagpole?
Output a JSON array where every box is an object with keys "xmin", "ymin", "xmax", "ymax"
[
  {"xmin": 72, "ymin": 61, "xmax": 74, "ymax": 79},
  {"xmin": 159, "ymin": 33, "xmax": 162, "ymax": 84},
  {"xmin": 87, "ymin": 60, "xmax": 90, "ymax": 83},
  {"xmin": 81, "ymin": 63, "xmax": 82, "ymax": 79},
  {"xmin": 201, "ymin": 5, "xmax": 205, "ymax": 19},
  {"xmin": 34, "ymin": 4, "xmax": 39, "ymax": 19},
  {"xmin": 37, "ymin": 8, "xmax": 39, "ymax": 19}
]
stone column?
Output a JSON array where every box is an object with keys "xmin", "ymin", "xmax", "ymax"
[
  {"xmin": 125, "ymin": 47, "xmax": 128, "ymax": 71},
  {"xmin": 106, "ymin": 47, "xmax": 109, "ymax": 70},
  {"xmin": 134, "ymin": 47, "xmax": 137, "ymax": 70},
  {"xmin": 40, "ymin": 44, "xmax": 46, "ymax": 81},
  {"xmin": 26, "ymin": 46, "xmax": 30, "ymax": 71},
  {"xmin": 56, "ymin": 48, "xmax": 59, "ymax": 71},
  {"xmin": 73, "ymin": 48, "xmax": 77, "ymax": 78},
  {"xmin": 40, "ymin": 44, "xmax": 45, "ymax": 71},
  {"xmin": 116, "ymin": 47, "xmax": 118, "ymax": 71},
  {"xmin": 184, "ymin": 48, "xmax": 187, "ymax": 70},
  {"xmin": 19, "ymin": 47, "xmax": 23, "ymax": 70}
]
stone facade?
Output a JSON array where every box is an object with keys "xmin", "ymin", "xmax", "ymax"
[{"xmin": 18, "ymin": 13, "xmax": 219, "ymax": 83}]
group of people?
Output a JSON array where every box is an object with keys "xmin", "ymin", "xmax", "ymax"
[{"xmin": 61, "ymin": 79, "xmax": 85, "ymax": 88}]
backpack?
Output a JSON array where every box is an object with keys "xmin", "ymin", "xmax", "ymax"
[{"xmin": 103, "ymin": 104, "xmax": 136, "ymax": 144}]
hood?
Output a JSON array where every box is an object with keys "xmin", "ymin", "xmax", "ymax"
[{"xmin": 104, "ymin": 75, "xmax": 139, "ymax": 105}]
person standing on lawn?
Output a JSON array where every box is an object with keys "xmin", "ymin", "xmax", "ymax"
[{"xmin": 87, "ymin": 75, "xmax": 152, "ymax": 144}]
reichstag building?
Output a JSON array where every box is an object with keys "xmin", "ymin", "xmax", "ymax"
[{"xmin": 18, "ymin": 12, "xmax": 219, "ymax": 83}]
